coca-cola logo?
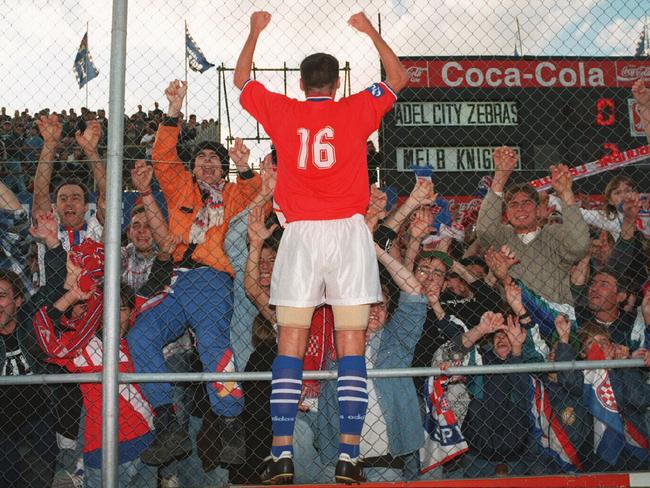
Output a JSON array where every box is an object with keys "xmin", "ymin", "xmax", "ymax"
[
  {"xmin": 617, "ymin": 65, "xmax": 650, "ymax": 82},
  {"xmin": 406, "ymin": 66, "xmax": 428, "ymax": 83}
]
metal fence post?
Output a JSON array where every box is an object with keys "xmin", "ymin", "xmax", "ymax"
[{"xmin": 102, "ymin": 0, "xmax": 128, "ymax": 486}]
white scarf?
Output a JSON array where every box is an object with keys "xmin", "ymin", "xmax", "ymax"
[{"xmin": 189, "ymin": 179, "xmax": 225, "ymax": 244}]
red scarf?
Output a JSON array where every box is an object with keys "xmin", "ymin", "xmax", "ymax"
[{"xmin": 302, "ymin": 305, "xmax": 336, "ymax": 397}]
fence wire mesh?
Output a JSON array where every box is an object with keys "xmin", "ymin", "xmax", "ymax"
[{"xmin": 1, "ymin": 1, "xmax": 650, "ymax": 487}]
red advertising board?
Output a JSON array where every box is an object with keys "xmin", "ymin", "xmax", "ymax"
[{"xmin": 402, "ymin": 58, "xmax": 650, "ymax": 89}]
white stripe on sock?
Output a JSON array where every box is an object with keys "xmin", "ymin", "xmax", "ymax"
[
  {"xmin": 337, "ymin": 376, "xmax": 367, "ymax": 384},
  {"xmin": 271, "ymin": 378, "xmax": 302, "ymax": 385},
  {"xmin": 337, "ymin": 386, "xmax": 367, "ymax": 393}
]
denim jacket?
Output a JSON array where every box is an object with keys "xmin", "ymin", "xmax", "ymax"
[
  {"xmin": 318, "ymin": 292, "xmax": 428, "ymax": 463},
  {"xmin": 224, "ymin": 208, "xmax": 259, "ymax": 368}
]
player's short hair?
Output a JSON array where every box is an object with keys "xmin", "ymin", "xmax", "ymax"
[{"xmin": 300, "ymin": 53, "xmax": 340, "ymax": 93}]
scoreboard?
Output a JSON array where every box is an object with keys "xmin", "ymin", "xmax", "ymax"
[{"xmin": 381, "ymin": 57, "xmax": 650, "ymax": 195}]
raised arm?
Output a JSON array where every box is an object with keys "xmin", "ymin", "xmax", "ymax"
[
  {"xmin": 231, "ymin": 152, "xmax": 275, "ymax": 275},
  {"xmin": 553, "ymin": 314, "xmax": 583, "ymax": 395},
  {"xmin": 570, "ymin": 252, "xmax": 591, "ymax": 287},
  {"xmin": 34, "ymin": 289, "xmax": 102, "ymax": 361},
  {"xmin": 632, "ymin": 79, "xmax": 650, "ymax": 143},
  {"xmin": 249, "ymin": 153, "xmax": 277, "ymax": 211},
  {"xmin": 503, "ymin": 277, "xmax": 533, "ymax": 326},
  {"xmin": 461, "ymin": 311, "xmax": 506, "ymax": 351},
  {"xmin": 164, "ymin": 79, "xmax": 186, "ymax": 119},
  {"xmin": 136, "ymin": 237, "xmax": 177, "ymax": 300},
  {"xmin": 609, "ymin": 193, "xmax": 647, "ymax": 291},
  {"xmin": 348, "ymin": 12, "xmax": 408, "ymax": 93},
  {"xmin": 224, "ymin": 138, "xmax": 262, "ymax": 216},
  {"xmin": 383, "ymin": 178, "xmax": 436, "ymax": 233},
  {"xmin": 375, "ymin": 245, "xmax": 422, "ymax": 295},
  {"xmin": 75, "ymin": 119, "xmax": 106, "ymax": 195},
  {"xmin": 234, "ymin": 11, "xmax": 271, "ymax": 90},
  {"xmin": 131, "ymin": 159, "xmax": 169, "ymax": 246},
  {"xmin": 404, "ymin": 206, "xmax": 432, "ymax": 270},
  {"xmin": 364, "ymin": 186, "xmax": 387, "ymax": 234},
  {"xmin": 476, "ymin": 147, "xmax": 517, "ymax": 245},
  {"xmin": 549, "ymin": 163, "xmax": 590, "ymax": 262},
  {"xmin": 33, "ymin": 115, "xmax": 62, "ymax": 217},
  {"xmin": 245, "ymin": 205, "xmax": 277, "ymax": 323},
  {"xmin": 490, "ymin": 145, "xmax": 517, "ymax": 194},
  {"xmin": 0, "ymin": 179, "xmax": 21, "ymax": 211},
  {"xmin": 152, "ymin": 81, "xmax": 193, "ymax": 196},
  {"xmin": 619, "ymin": 192, "xmax": 642, "ymax": 242}
]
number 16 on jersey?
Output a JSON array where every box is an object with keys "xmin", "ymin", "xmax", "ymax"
[{"xmin": 297, "ymin": 126, "xmax": 337, "ymax": 169}]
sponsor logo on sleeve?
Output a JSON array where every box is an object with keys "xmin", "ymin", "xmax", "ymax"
[{"xmin": 367, "ymin": 83, "xmax": 385, "ymax": 97}]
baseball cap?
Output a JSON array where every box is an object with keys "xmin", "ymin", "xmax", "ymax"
[{"xmin": 420, "ymin": 250, "xmax": 453, "ymax": 270}]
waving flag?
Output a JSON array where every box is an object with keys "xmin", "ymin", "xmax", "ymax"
[
  {"xmin": 529, "ymin": 377, "xmax": 583, "ymax": 472},
  {"xmin": 73, "ymin": 32, "xmax": 99, "ymax": 88},
  {"xmin": 583, "ymin": 365, "xmax": 625, "ymax": 464},
  {"xmin": 186, "ymin": 24, "xmax": 214, "ymax": 73},
  {"xmin": 420, "ymin": 375, "xmax": 468, "ymax": 473},
  {"xmin": 583, "ymin": 343, "xmax": 649, "ymax": 465}
]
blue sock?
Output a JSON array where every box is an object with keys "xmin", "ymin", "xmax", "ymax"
[
  {"xmin": 339, "ymin": 442, "xmax": 360, "ymax": 460},
  {"xmin": 337, "ymin": 355, "xmax": 367, "ymax": 460},
  {"xmin": 270, "ymin": 355, "xmax": 303, "ymax": 459}
]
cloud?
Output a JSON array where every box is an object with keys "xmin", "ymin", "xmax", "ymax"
[
  {"xmin": 0, "ymin": 0, "xmax": 644, "ymax": 162},
  {"xmin": 594, "ymin": 17, "xmax": 644, "ymax": 55}
]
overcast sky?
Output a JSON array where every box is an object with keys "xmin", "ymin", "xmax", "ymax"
[{"xmin": 0, "ymin": 0, "xmax": 647, "ymax": 160}]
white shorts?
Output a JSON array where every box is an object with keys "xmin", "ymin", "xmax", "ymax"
[{"xmin": 269, "ymin": 214, "xmax": 382, "ymax": 308}]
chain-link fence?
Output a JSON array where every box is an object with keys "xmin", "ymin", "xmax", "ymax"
[{"xmin": 1, "ymin": 1, "xmax": 650, "ymax": 487}]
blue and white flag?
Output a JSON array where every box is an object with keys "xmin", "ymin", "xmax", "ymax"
[
  {"xmin": 583, "ymin": 363, "xmax": 626, "ymax": 464},
  {"xmin": 420, "ymin": 375, "xmax": 468, "ymax": 473},
  {"xmin": 73, "ymin": 32, "xmax": 99, "ymax": 89},
  {"xmin": 186, "ymin": 25, "xmax": 214, "ymax": 73},
  {"xmin": 529, "ymin": 377, "xmax": 583, "ymax": 472},
  {"xmin": 582, "ymin": 343, "xmax": 649, "ymax": 465}
]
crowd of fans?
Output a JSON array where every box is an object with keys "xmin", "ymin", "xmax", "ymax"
[
  {"xmin": 1, "ymin": 75, "xmax": 650, "ymax": 487},
  {"xmin": 0, "ymin": 103, "xmax": 219, "ymax": 195}
]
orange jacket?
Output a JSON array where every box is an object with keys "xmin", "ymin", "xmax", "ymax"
[{"xmin": 152, "ymin": 125, "xmax": 261, "ymax": 275}]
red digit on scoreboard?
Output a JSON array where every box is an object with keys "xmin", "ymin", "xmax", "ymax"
[
  {"xmin": 603, "ymin": 142, "xmax": 620, "ymax": 157},
  {"xmin": 596, "ymin": 98, "xmax": 615, "ymax": 126}
]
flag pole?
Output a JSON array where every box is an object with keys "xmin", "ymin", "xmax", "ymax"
[
  {"xmin": 516, "ymin": 17, "xmax": 523, "ymax": 56},
  {"xmin": 184, "ymin": 19, "xmax": 188, "ymax": 119},
  {"xmin": 86, "ymin": 20, "xmax": 90, "ymax": 108},
  {"xmin": 643, "ymin": 15, "xmax": 650, "ymax": 56}
]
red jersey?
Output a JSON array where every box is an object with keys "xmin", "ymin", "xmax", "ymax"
[
  {"xmin": 32, "ymin": 304, "xmax": 155, "ymax": 456},
  {"xmin": 240, "ymin": 80, "xmax": 397, "ymax": 222}
]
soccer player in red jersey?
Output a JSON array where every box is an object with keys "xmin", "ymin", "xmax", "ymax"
[{"xmin": 235, "ymin": 11, "xmax": 408, "ymax": 484}]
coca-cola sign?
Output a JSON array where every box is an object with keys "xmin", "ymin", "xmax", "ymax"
[
  {"xmin": 406, "ymin": 66, "xmax": 429, "ymax": 84},
  {"xmin": 401, "ymin": 58, "xmax": 650, "ymax": 89},
  {"xmin": 628, "ymin": 98, "xmax": 646, "ymax": 137},
  {"xmin": 617, "ymin": 64, "xmax": 650, "ymax": 82}
]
